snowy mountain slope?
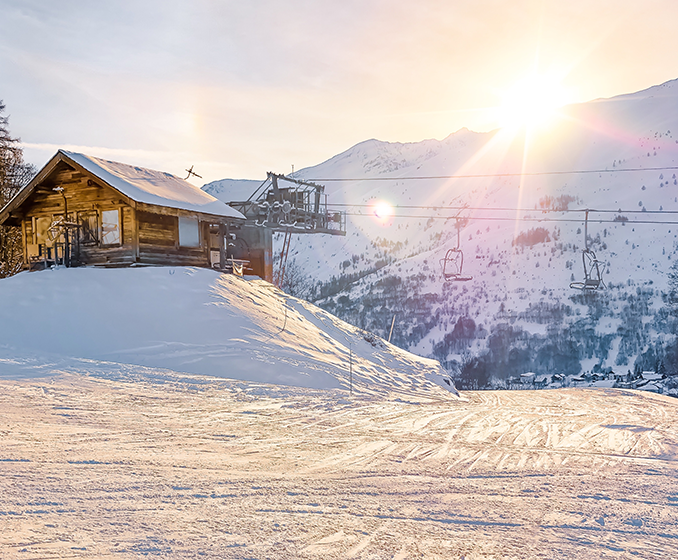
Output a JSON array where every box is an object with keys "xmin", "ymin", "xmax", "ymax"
[
  {"xmin": 286, "ymin": 78, "xmax": 678, "ymax": 282},
  {"xmin": 205, "ymin": 78, "xmax": 678, "ymax": 381},
  {"xmin": 202, "ymin": 177, "xmax": 264, "ymax": 203},
  {"xmin": 0, "ymin": 267, "xmax": 457, "ymax": 399}
]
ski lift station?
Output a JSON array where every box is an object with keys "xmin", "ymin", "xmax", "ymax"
[{"xmin": 0, "ymin": 150, "xmax": 346, "ymax": 282}]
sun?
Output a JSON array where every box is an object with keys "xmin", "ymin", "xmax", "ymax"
[{"xmin": 497, "ymin": 74, "xmax": 571, "ymax": 131}]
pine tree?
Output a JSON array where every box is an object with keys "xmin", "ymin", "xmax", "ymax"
[
  {"xmin": 664, "ymin": 259, "xmax": 678, "ymax": 375},
  {"xmin": 667, "ymin": 259, "xmax": 678, "ymax": 318},
  {"xmin": 0, "ymin": 101, "xmax": 35, "ymax": 278}
]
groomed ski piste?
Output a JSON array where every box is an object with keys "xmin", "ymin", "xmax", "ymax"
[{"xmin": 1, "ymin": 267, "xmax": 678, "ymax": 559}]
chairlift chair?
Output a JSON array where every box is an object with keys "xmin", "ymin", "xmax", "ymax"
[
  {"xmin": 441, "ymin": 248, "xmax": 473, "ymax": 282},
  {"xmin": 440, "ymin": 218, "xmax": 472, "ymax": 282},
  {"xmin": 569, "ymin": 248, "xmax": 604, "ymax": 290},
  {"xmin": 570, "ymin": 210, "xmax": 605, "ymax": 291}
]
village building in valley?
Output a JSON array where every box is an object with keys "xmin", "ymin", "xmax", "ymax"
[{"xmin": 0, "ymin": 150, "xmax": 258, "ymax": 275}]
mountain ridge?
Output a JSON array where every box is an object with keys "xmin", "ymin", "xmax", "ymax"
[{"xmin": 204, "ymin": 78, "xmax": 678, "ymax": 387}]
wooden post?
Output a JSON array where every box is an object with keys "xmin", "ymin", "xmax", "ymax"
[
  {"xmin": 131, "ymin": 205, "xmax": 139, "ymax": 262},
  {"xmin": 21, "ymin": 220, "xmax": 27, "ymax": 268},
  {"xmin": 218, "ymin": 222, "xmax": 226, "ymax": 270},
  {"xmin": 64, "ymin": 228, "xmax": 70, "ymax": 267},
  {"xmin": 225, "ymin": 221, "xmax": 232, "ymax": 272}
]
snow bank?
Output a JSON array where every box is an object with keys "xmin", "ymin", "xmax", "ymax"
[{"xmin": 0, "ymin": 267, "xmax": 457, "ymax": 398}]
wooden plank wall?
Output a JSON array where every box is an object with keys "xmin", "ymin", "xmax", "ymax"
[
  {"xmin": 138, "ymin": 211, "xmax": 176, "ymax": 247},
  {"xmin": 137, "ymin": 210, "xmax": 209, "ymax": 267}
]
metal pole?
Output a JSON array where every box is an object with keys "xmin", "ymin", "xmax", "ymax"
[
  {"xmin": 278, "ymin": 229, "xmax": 291, "ymax": 288},
  {"xmin": 456, "ymin": 218, "xmax": 460, "ymax": 250},
  {"xmin": 388, "ymin": 314, "xmax": 396, "ymax": 343},
  {"xmin": 349, "ymin": 343, "xmax": 353, "ymax": 396},
  {"xmin": 61, "ymin": 189, "xmax": 69, "ymax": 267},
  {"xmin": 54, "ymin": 186, "xmax": 70, "ymax": 267}
]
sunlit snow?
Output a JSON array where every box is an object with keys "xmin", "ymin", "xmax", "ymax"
[{"xmin": 1, "ymin": 267, "xmax": 678, "ymax": 558}]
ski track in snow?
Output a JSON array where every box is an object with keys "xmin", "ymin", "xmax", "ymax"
[{"xmin": 1, "ymin": 368, "xmax": 678, "ymax": 559}]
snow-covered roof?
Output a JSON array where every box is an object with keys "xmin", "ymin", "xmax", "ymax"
[{"xmin": 61, "ymin": 150, "xmax": 245, "ymax": 219}]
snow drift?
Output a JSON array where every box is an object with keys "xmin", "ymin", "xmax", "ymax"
[{"xmin": 0, "ymin": 267, "xmax": 457, "ymax": 399}]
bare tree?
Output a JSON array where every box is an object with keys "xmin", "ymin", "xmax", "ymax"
[
  {"xmin": 279, "ymin": 258, "xmax": 311, "ymax": 299},
  {"xmin": 0, "ymin": 101, "xmax": 35, "ymax": 278}
]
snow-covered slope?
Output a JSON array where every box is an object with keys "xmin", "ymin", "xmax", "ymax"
[
  {"xmin": 3, "ymin": 372, "xmax": 678, "ymax": 558},
  {"xmin": 205, "ymin": 78, "xmax": 678, "ymax": 381},
  {"xmin": 0, "ymin": 267, "xmax": 457, "ymax": 399},
  {"xmin": 202, "ymin": 177, "xmax": 266, "ymax": 203}
]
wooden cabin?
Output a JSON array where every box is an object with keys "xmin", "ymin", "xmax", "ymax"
[{"xmin": 0, "ymin": 150, "xmax": 247, "ymax": 272}]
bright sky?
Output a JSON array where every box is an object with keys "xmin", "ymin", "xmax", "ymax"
[{"xmin": 1, "ymin": 0, "xmax": 677, "ymax": 184}]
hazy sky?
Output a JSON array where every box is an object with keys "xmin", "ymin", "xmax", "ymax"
[{"xmin": 2, "ymin": 0, "xmax": 677, "ymax": 183}]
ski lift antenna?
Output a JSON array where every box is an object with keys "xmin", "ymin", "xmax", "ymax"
[{"xmin": 184, "ymin": 165, "xmax": 202, "ymax": 181}]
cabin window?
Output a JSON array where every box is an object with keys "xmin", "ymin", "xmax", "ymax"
[
  {"xmin": 34, "ymin": 216, "xmax": 52, "ymax": 246},
  {"xmin": 101, "ymin": 209, "xmax": 121, "ymax": 245},
  {"xmin": 178, "ymin": 216, "xmax": 200, "ymax": 247},
  {"xmin": 33, "ymin": 215, "xmax": 73, "ymax": 246},
  {"xmin": 78, "ymin": 211, "xmax": 99, "ymax": 245}
]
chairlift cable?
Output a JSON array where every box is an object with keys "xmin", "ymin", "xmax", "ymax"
[
  {"xmin": 338, "ymin": 212, "xmax": 678, "ymax": 225},
  {"xmin": 328, "ymin": 203, "xmax": 678, "ymax": 215},
  {"xmin": 307, "ymin": 165, "xmax": 678, "ymax": 182}
]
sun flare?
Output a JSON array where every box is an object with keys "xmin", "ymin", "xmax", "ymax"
[
  {"xmin": 372, "ymin": 200, "xmax": 394, "ymax": 223},
  {"xmin": 498, "ymin": 74, "xmax": 571, "ymax": 130}
]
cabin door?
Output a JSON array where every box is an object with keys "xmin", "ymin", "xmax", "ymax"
[
  {"xmin": 34, "ymin": 216, "xmax": 62, "ymax": 264},
  {"xmin": 33, "ymin": 215, "xmax": 78, "ymax": 267}
]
